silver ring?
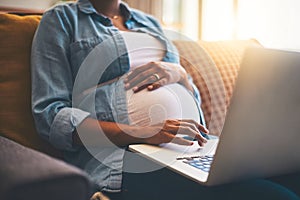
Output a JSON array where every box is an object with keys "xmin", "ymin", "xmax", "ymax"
[{"xmin": 152, "ymin": 73, "xmax": 160, "ymax": 81}]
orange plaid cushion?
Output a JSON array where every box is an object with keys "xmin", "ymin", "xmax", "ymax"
[
  {"xmin": 174, "ymin": 39, "xmax": 261, "ymax": 136},
  {"xmin": 0, "ymin": 14, "xmax": 61, "ymax": 157}
]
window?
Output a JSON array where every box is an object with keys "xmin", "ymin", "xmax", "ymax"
[
  {"xmin": 236, "ymin": 0, "xmax": 300, "ymax": 50},
  {"xmin": 162, "ymin": 0, "xmax": 200, "ymax": 41},
  {"xmin": 201, "ymin": 0, "xmax": 236, "ymax": 41},
  {"xmin": 162, "ymin": 0, "xmax": 300, "ymax": 50}
]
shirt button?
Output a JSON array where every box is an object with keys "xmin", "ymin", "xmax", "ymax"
[{"xmin": 103, "ymin": 18, "xmax": 112, "ymax": 26}]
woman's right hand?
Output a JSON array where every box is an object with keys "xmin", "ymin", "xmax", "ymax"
[
  {"xmin": 75, "ymin": 118, "xmax": 209, "ymax": 147},
  {"xmin": 129, "ymin": 119, "xmax": 209, "ymax": 147}
]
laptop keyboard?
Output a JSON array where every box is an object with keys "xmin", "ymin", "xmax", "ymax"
[{"xmin": 177, "ymin": 155, "xmax": 214, "ymax": 172}]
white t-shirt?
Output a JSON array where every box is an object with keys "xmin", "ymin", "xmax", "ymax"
[{"xmin": 121, "ymin": 31, "xmax": 200, "ymax": 126}]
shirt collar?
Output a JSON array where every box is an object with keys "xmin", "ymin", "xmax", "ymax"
[
  {"xmin": 77, "ymin": 0, "xmax": 97, "ymax": 15},
  {"xmin": 77, "ymin": 0, "xmax": 133, "ymax": 21}
]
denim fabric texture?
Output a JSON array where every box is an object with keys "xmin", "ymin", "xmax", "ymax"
[{"xmin": 31, "ymin": 0, "xmax": 203, "ymax": 191}]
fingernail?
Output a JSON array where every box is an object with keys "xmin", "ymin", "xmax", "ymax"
[
  {"xmin": 132, "ymin": 87, "xmax": 138, "ymax": 92},
  {"xmin": 148, "ymin": 85, "xmax": 153, "ymax": 90}
]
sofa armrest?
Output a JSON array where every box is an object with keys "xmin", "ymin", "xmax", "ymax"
[{"xmin": 0, "ymin": 136, "xmax": 92, "ymax": 200}]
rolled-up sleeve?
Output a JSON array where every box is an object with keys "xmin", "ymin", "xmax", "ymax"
[
  {"xmin": 49, "ymin": 108, "xmax": 90, "ymax": 151},
  {"xmin": 31, "ymin": 9, "xmax": 89, "ymax": 151}
]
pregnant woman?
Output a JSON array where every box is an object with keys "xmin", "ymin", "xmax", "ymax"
[{"xmin": 31, "ymin": 0, "xmax": 300, "ymax": 200}]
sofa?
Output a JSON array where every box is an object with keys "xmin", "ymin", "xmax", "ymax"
[{"xmin": 0, "ymin": 13, "xmax": 261, "ymax": 200}]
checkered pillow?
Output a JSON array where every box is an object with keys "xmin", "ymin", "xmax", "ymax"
[{"xmin": 173, "ymin": 39, "xmax": 261, "ymax": 136}]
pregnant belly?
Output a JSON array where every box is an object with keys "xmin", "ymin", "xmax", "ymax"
[{"xmin": 126, "ymin": 83, "xmax": 200, "ymax": 126}]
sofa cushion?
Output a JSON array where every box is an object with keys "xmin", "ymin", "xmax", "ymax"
[
  {"xmin": 0, "ymin": 136, "xmax": 92, "ymax": 200},
  {"xmin": 0, "ymin": 14, "xmax": 61, "ymax": 157},
  {"xmin": 0, "ymin": 13, "xmax": 261, "ymax": 149},
  {"xmin": 174, "ymin": 39, "xmax": 261, "ymax": 136}
]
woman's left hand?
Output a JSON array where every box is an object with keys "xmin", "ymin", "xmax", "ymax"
[{"xmin": 124, "ymin": 61, "xmax": 193, "ymax": 93}]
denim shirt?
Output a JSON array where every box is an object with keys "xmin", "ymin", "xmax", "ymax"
[{"xmin": 31, "ymin": 0, "xmax": 202, "ymax": 192}]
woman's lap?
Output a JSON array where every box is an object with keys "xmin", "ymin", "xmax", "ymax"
[
  {"xmin": 103, "ymin": 167, "xmax": 300, "ymax": 200},
  {"xmin": 269, "ymin": 172, "xmax": 300, "ymax": 197}
]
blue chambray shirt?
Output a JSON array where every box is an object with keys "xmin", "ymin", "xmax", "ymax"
[{"xmin": 31, "ymin": 0, "xmax": 203, "ymax": 192}]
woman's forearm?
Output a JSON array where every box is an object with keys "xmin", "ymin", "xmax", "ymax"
[
  {"xmin": 73, "ymin": 117, "xmax": 208, "ymax": 148},
  {"xmin": 73, "ymin": 117, "xmax": 144, "ymax": 147}
]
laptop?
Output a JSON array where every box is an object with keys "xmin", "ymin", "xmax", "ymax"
[{"xmin": 129, "ymin": 47, "xmax": 300, "ymax": 186}]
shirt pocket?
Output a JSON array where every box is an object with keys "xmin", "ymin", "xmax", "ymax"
[{"xmin": 69, "ymin": 36, "xmax": 104, "ymax": 77}]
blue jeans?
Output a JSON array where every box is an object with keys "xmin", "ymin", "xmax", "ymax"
[{"xmin": 102, "ymin": 154, "xmax": 300, "ymax": 200}]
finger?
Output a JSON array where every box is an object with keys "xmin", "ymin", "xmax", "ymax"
[
  {"xmin": 133, "ymin": 83, "xmax": 152, "ymax": 93},
  {"xmin": 198, "ymin": 140, "xmax": 206, "ymax": 147},
  {"xmin": 166, "ymin": 126, "xmax": 206, "ymax": 147},
  {"xmin": 124, "ymin": 70, "xmax": 157, "ymax": 89},
  {"xmin": 178, "ymin": 122, "xmax": 208, "ymax": 145},
  {"xmin": 163, "ymin": 120, "xmax": 208, "ymax": 145},
  {"xmin": 177, "ymin": 126, "xmax": 207, "ymax": 144},
  {"xmin": 171, "ymin": 137, "xmax": 193, "ymax": 146},
  {"xmin": 125, "ymin": 63, "xmax": 157, "ymax": 84},
  {"xmin": 163, "ymin": 121, "xmax": 201, "ymax": 138},
  {"xmin": 125, "ymin": 71, "xmax": 155, "ymax": 90},
  {"xmin": 177, "ymin": 121, "xmax": 207, "ymax": 141},
  {"xmin": 195, "ymin": 134, "xmax": 207, "ymax": 146},
  {"xmin": 179, "ymin": 119, "xmax": 209, "ymax": 134},
  {"xmin": 125, "ymin": 64, "xmax": 150, "ymax": 81},
  {"xmin": 132, "ymin": 75, "xmax": 159, "ymax": 92},
  {"xmin": 164, "ymin": 121, "xmax": 196, "ymax": 135},
  {"xmin": 158, "ymin": 120, "xmax": 207, "ymax": 146},
  {"xmin": 147, "ymin": 82, "xmax": 161, "ymax": 90},
  {"xmin": 155, "ymin": 132, "xmax": 192, "ymax": 146},
  {"xmin": 163, "ymin": 120, "xmax": 199, "ymax": 135},
  {"xmin": 147, "ymin": 78, "xmax": 168, "ymax": 91}
]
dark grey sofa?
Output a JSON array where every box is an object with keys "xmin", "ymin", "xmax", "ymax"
[
  {"xmin": 0, "ymin": 13, "xmax": 92, "ymax": 200},
  {"xmin": 0, "ymin": 136, "xmax": 92, "ymax": 200}
]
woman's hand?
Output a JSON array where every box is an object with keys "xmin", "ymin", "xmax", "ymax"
[
  {"xmin": 124, "ymin": 61, "xmax": 193, "ymax": 93},
  {"xmin": 75, "ymin": 118, "xmax": 209, "ymax": 147},
  {"xmin": 127, "ymin": 119, "xmax": 209, "ymax": 147}
]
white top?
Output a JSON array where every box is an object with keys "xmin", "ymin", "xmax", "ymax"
[
  {"xmin": 121, "ymin": 31, "xmax": 165, "ymax": 69},
  {"xmin": 121, "ymin": 31, "xmax": 200, "ymax": 126}
]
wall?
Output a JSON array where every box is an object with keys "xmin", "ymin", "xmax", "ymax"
[
  {"xmin": 237, "ymin": 0, "xmax": 300, "ymax": 50},
  {"xmin": 0, "ymin": 0, "xmax": 58, "ymax": 10},
  {"xmin": 123, "ymin": 0, "xmax": 163, "ymax": 21},
  {"xmin": 201, "ymin": 0, "xmax": 300, "ymax": 50}
]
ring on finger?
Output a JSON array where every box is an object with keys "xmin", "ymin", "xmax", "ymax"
[{"xmin": 152, "ymin": 73, "xmax": 160, "ymax": 81}]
